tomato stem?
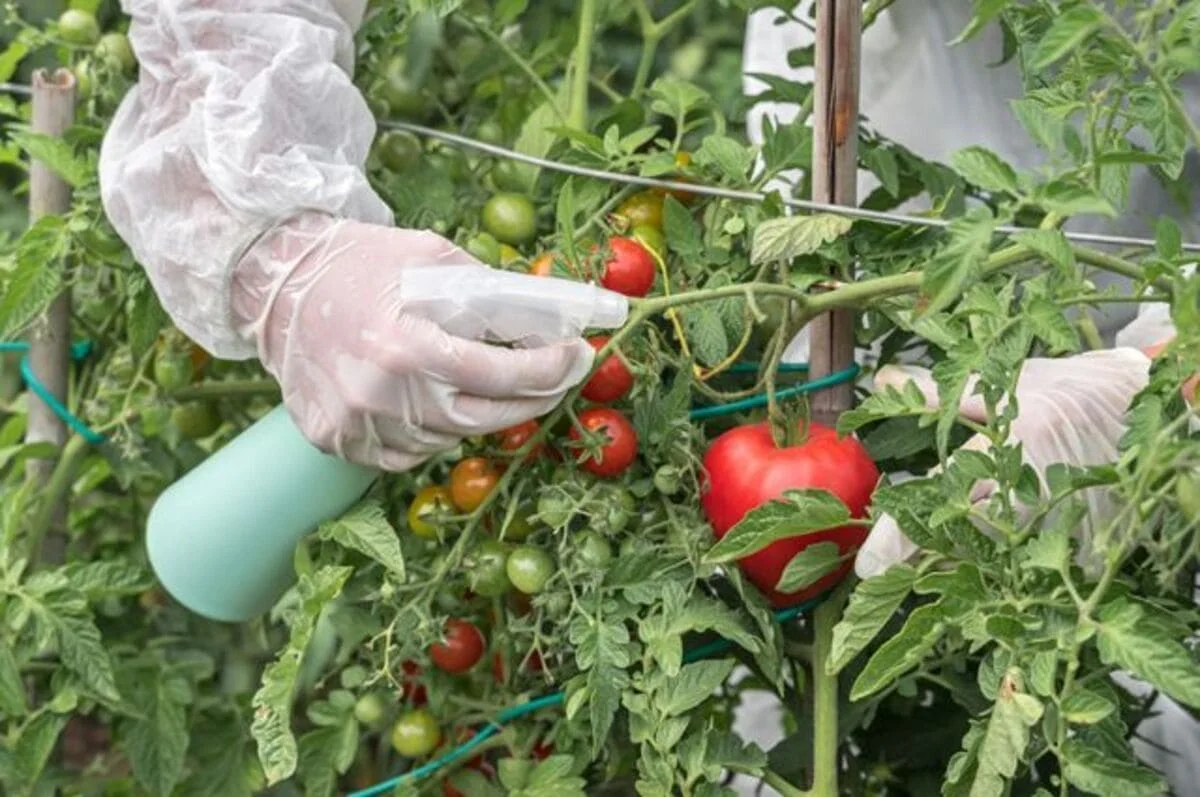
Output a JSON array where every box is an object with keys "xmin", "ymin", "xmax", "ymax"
[
  {"xmin": 809, "ymin": 584, "xmax": 847, "ymax": 797},
  {"xmin": 568, "ymin": 0, "xmax": 596, "ymax": 130}
]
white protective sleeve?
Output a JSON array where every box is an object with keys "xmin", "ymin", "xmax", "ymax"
[{"xmin": 98, "ymin": 0, "xmax": 391, "ymax": 360}]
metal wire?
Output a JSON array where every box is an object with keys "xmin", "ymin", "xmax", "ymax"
[{"xmin": 379, "ymin": 119, "xmax": 1200, "ymax": 253}]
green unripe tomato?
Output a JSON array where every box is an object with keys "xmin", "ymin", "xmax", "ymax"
[
  {"xmin": 154, "ymin": 350, "xmax": 192, "ymax": 392},
  {"xmin": 58, "ymin": 9, "xmax": 100, "ymax": 46},
  {"xmin": 465, "ymin": 232, "xmax": 502, "ymax": 265},
  {"xmin": 536, "ymin": 493, "xmax": 573, "ymax": 528},
  {"xmin": 354, "ymin": 693, "xmax": 389, "ymax": 729},
  {"xmin": 574, "ymin": 531, "xmax": 613, "ymax": 569},
  {"xmin": 653, "ymin": 465, "xmax": 682, "ymax": 496},
  {"xmin": 506, "ymin": 545, "xmax": 553, "ymax": 594},
  {"xmin": 592, "ymin": 486, "xmax": 635, "ymax": 536},
  {"xmin": 481, "ymin": 193, "xmax": 537, "ymax": 246},
  {"xmin": 170, "ymin": 402, "xmax": 221, "ymax": 440},
  {"xmin": 96, "ymin": 32, "xmax": 136, "ymax": 72},
  {"xmin": 468, "ymin": 540, "xmax": 511, "ymax": 597},
  {"xmin": 375, "ymin": 130, "xmax": 422, "ymax": 172},
  {"xmin": 490, "ymin": 160, "xmax": 528, "ymax": 193},
  {"xmin": 390, "ymin": 709, "xmax": 441, "ymax": 758}
]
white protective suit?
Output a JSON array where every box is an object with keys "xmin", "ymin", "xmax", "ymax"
[
  {"xmin": 98, "ymin": 1, "xmax": 627, "ymax": 472},
  {"xmin": 737, "ymin": 3, "xmax": 1199, "ymax": 794}
]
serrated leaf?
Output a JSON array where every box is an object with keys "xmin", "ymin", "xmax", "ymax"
[
  {"xmin": 122, "ymin": 666, "xmax": 191, "ymax": 796},
  {"xmin": 1095, "ymin": 600, "xmax": 1200, "ymax": 708},
  {"xmin": 251, "ymin": 566, "xmax": 352, "ymax": 784},
  {"xmin": 702, "ymin": 490, "xmax": 851, "ymax": 565},
  {"xmin": 0, "ymin": 216, "xmax": 67, "ymax": 339},
  {"xmin": 177, "ymin": 712, "xmax": 264, "ymax": 797},
  {"xmin": 1037, "ymin": 180, "xmax": 1116, "ymax": 217},
  {"xmin": 950, "ymin": 147, "xmax": 1018, "ymax": 194},
  {"xmin": 951, "ymin": 0, "xmax": 1010, "ymax": 44},
  {"xmin": 1012, "ymin": 229, "xmax": 1074, "ymax": 270},
  {"xmin": 12, "ymin": 131, "xmax": 92, "ymax": 188},
  {"xmin": 568, "ymin": 612, "xmax": 632, "ymax": 757},
  {"xmin": 60, "ymin": 559, "xmax": 153, "ymax": 598},
  {"xmin": 920, "ymin": 210, "xmax": 996, "ymax": 317},
  {"xmin": 517, "ymin": 754, "xmax": 586, "ymax": 797},
  {"xmin": 126, "ymin": 273, "xmax": 168, "ymax": 359},
  {"xmin": 316, "ymin": 500, "xmax": 404, "ymax": 579},
  {"xmin": 829, "ymin": 564, "xmax": 915, "ymax": 674},
  {"xmin": 850, "ymin": 601, "xmax": 944, "ymax": 700},
  {"xmin": 1062, "ymin": 739, "xmax": 1165, "ymax": 797},
  {"xmin": 751, "ymin": 214, "xmax": 852, "ymax": 265},
  {"xmin": 837, "ymin": 380, "xmax": 932, "ymax": 435},
  {"xmin": 695, "ymin": 135, "xmax": 752, "ymax": 184},
  {"xmin": 969, "ymin": 672, "xmax": 1042, "ymax": 797},
  {"xmin": 775, "ymin": 541, "xmax": 841, "ymax": 592},
  {"xmin": 7, "ymin": 711, "xmax": 67, "ymax": 794},
  {"xmin": 0, "ymin": 40, "xmax": 29, "ymax": 83},
  {"xmin": 0, "ymin": 645, "xmax": 26, "ymax": 716},
  {"xmin": 656, "ymin": 659, "xmax": 736, "ymax": 716},
  {"xmin": 297, "ymin": 717, "xmax": 359, "ymax": 797},
  {"xmin": 1025, "ymin": 297, "xmax": 1079, "ymax": 353},
  {"xmin": 685, "ymin": 305, "xmax": 728, "ymax": 368},
  {"xmin": 42, "ymin": 597, "xmax": 121, "ymax": 703},
  {"xmin": 663, "ymin": 195, "xmax": 703, "ymax": 262},
  {"xmin": 862, "ymin": 146, "xmax": 900, "ymax": 197},
  {"xmin": 1030, "ymin": 6, "xmax": 1104, "ymax": 70},
  {"xmin": 510, "ymin": 99, "xmax": 565, "ymax": 192},
  {"xmin": 1062, "ymin": 689, "xmax": 1115, "ymax": 725},
  {"xmin": 1019, "ymin": 527, "xmax": 1068, "ymax": 571}
]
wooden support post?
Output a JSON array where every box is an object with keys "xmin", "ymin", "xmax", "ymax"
[
  {"xmin": 809, "ymin": 0, "xmax": 861, "ymax": 427},
  {"xmin": 25, "ymin": 68, "xmax": 77, "ymax": 558}
]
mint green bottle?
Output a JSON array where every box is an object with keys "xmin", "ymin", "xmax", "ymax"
[{"xmin": 146, "ymin": 405, "xmax": 377, "ymax": 623}]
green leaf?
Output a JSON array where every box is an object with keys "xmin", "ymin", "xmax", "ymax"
[
  {"xmin": 126, "ymin": 272, "xmax": 169, "ymax": 360},
  {"xmin": 494, "ymin": 0, "xmax": 528, "ymax": 25},
  {"xmin": 850, "ymin": 601, "xmax": 944, "ymax": 700},
  {"xmin": 1036, "ymin": 180, "xmax": 1117, "ymax": 217},
  {"xmin": 862, "ymin": 146, "xmax": 900, "ymax": 197},
  {"xmin": 1012, "ymin": 229, "xmax": 1074, "ymax": 271},
  {"xmin": 1019, "ymin": 526, "xmax": 1069, "ymax": 571},
  {"xmin": 671, "ymin": 596, "xmax": 762, "ymax": 658},
  {"xmin": 251, "ymin": 566, "xmax": 352, "ymax": 784},
  {"xmin": 0, "ymin": 216, "xmax": 68, "ymax": 340},
  {"xmin": 11, "ymin": 131, "xmax": 92, "ymax": 188},
  {"xmin": 655, "ymin": 659, "xmax": 736, "ymax": 716},
  {"xmin": 1095, "ymin": 599, "xmax": 1200, "ymax": 708},
  {"xmin": 751, "ymin": 214, "xmax": 853, "ymax": 265},
  {"xmin": 121, "ymin": 666, "xmax": 191, "ymax": 796},
  {"xmin": 517, "ymin": 755, "xmax": 586, "ymax": 797},
  {"xmin": 316, "ymin": 500, "xmax": 404, "ymax": 579},
  {"xmin": 1030, "ymin": 6, "xmax": 1104, "ymax": 70},
  {"xmin": 6, "ymin": 711, "xmax": 67, "ymax": 794},
  {"xmin": 42, "ymin": 596, "xmax": 122, "ymax": 704},
  {"xmin": 920, "ymin": 210, "xmax": 997, "ymax": 317},
  {"xmin": 0, "ymin": 40, "xmax": 29, "ymax": 83},
  {"xmin": 695, "ymin": 135, "xmax": 752, "ymax": 184},
  {"xmin": 0, "ymin": 645, "xmax": 26, "ymax": 716},
  {"xmin": 950, "ymin": 147, "xmax": 1018, "ymax": 194},
  {"xmin": 702, "ymin": 490, "xmax": 851, "ymax": 565},
  {"xmin": 970, "ymin": 672, "xmax": 1043, "ymax": 797},
  {"xmin": 1062, "ymin": 739, "xmax": 1165, "ymax": 797},
  {"xmin": 1062, "ymin": 688, "xmax": 1116, "ymax": 725},
  {"xmin": 568, "ymin": 611, "xmax": 632, "ymax": 757},
  {"xmin": 775, "ymin": 541, "xmax": 841, "ymax": 592},
  {"xmin": 1025, "ymin": 297, "xmax": 1079, "ymax": 353},
  {"xmin": 663, "ymin": 195, "xmax": 703, "ymax": 262},
  {"xmin": 177, "ymin": 711, "xmax": 264, "ymax": 797},
  {"xmin": 829, "ymin": 564, "xmax": 915, "ymax": 674},
  {"xmin": 951, "ymin": 0, "xmax": 1010, "ymax": 44},
  {"xmin": 296, "ymin": 717, "xmax": 359, "ymax": 797},
  {"xmin": 837, "ymin": 380, "xmax": 932, "ymax": 435},
  {"xmin": 60, "ymin": 559, "xmax": 154, "ymax": 598},
  {"xmin": 684, "ymin": 305, "xmax": 728, "ymax": 368},
  {"xmin": 648, "ymin": 77, "xmax": 711, "ymax": 120},
  {"xmin": 511, "ymin": 99, "xmax": 564, "ymax": 192}
]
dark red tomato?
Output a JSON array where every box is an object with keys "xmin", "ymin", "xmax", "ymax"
[
  {"xmin": 401, "ymin": 660, "xmax": 427, "ymax": 706},
  {"xmin": 599, "ymin": 237, "xmax": 656, "ymax": 297},
  {"xmin": 568, "ymin": 408, "xmax": 638, "ymax": 478},
  {"xmin": 700, "ymin": 422, "xmax": 879, "ymax": 607},
  {"xmin": 430, "ymin": 620, "xmax": 486, "ymax": 674},
  {"xmin": 582, "ymin": 336, "xmax": 633, "ymax": 404},
  {"xmin": 532, "ymin": 741, "xmax": 554, "ymax": 760}
]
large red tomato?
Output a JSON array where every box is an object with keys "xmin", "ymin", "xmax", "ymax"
[
  {"xmin": 599, "ymin": 237, "xmax": 656, "ymax": 297},
  {"xmin": 700, "ymin": 422, "xmax": 879, "ymax": 607}
]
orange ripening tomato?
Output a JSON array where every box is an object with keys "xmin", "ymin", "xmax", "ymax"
[{"xmin": 449, "ymin": 458, "xmax": 500, "ymax": 512}]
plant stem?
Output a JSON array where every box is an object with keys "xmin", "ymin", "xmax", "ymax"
[
  {"xmin": 459, "ymin": 17, "xmax": 565, "ymax": 120},
  {"xmin": 170, "ymin": 379, "xmax": 281, "ymax": 401},
  {"xmin": 569, "ymin": 0, "xmax": 597, "ymax": 130},
  {"xmin": 1105, "ymin": 17, "xmax": 1200, "ymax": 151},
  {"xmin": 26, "ymin": 434, "xmax": 88, "ymax": 562},
  {"xmin": 809, "ymin": 587, "xmax": 845, "ymax": 797}
]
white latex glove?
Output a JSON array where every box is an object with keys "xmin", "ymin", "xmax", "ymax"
[
  {"xmin": 855, "ymin": 349, "xmax": 1154, "ymax": 579},
  {"xmin": 228, "ymin": 212, "xmax": 626, "ymax": 471}
]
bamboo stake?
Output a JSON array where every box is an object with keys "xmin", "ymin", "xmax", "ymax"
[
  {"xmin": 809, "ymin": 0, "xmax": 861, "ymax": 427},
  {"xmin": 25, "ymin": 68, "xmax": 77, "ymax": 561}
]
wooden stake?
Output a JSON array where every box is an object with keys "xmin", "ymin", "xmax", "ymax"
[
  {"xmin": 809, "ymin": 0, "xmax": 861, "ymax": 427},
  {"xmin": 25, "ymin": 68, "xmax": 77, "ymax": 558}
]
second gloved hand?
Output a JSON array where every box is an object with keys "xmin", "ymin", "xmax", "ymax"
[
  {"xmin": 855, "ymin": 349, "xmax": 1153, "ymax": 579},
  {"xmin": 231, "ymin": 212, "xmax": 628, "ymax": 472}
]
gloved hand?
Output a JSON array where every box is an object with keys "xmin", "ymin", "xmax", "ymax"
[
  {"xmin": 855, "ymin": 348, "xmax": 1154, "ymax": 579},
  {"xmin": 230, "ymin": 212, "xmax": 627, "ymax": 471}
]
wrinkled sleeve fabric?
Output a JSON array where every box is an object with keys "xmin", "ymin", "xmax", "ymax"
[{"xmin": 98, "ymin": 0, "xmax": 393, "ymax": 360}]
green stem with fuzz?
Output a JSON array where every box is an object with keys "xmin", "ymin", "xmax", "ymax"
[{"xmin": 568, "ymin": 0, "xmax": 597, "ymax": 130}]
